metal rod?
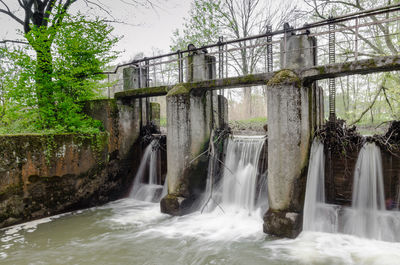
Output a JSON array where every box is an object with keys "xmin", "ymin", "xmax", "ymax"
[
  {"xmin": 101, "ymin": 4, "xmax": 400, "ymax": 75},
  {"xmin": 355, "ymin": 17, "xmax": 359, "ymax": 61},
  {"xmin": 328, "ymin": 20, "xmax": 336, "ymax": 123}
]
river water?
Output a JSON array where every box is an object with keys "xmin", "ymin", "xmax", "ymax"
[
  {"xmin": 3, "ymin": 137, "xmax": 400, "ymax": 264},
  {"xmin": 2, "ymin": 198, "xmax": 400, "ymax": 265}
]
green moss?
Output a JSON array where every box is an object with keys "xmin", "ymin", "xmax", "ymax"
[
  {"xmin": 167, "ymin": 83, "xmax": 191, "ymax": 96},
  {"xmin": 240, "ymin": 74, "xmax": 257, "ymax": 83},
  {"xmin": 316, "ymin": 66, "xmax": 326, "ymax": 75},
  {"xmin": 267, "ymin": 70, "xmax": 301, "ymax": 87},
  {"xmin": 360, "ymin": 58, "xmax": 377, "ymax": 69},
  {"xmin": 342, "ymin": 62, "xmax": 352, "ymax": 71}
]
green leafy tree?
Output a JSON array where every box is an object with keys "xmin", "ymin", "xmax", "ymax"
[
  {"xmin": 0, "ymin": 13, "xmax": 118, "ymax": 133},
  {"xmin": 0, "ymin": 0, "xmax": 158, "ymax": 132}
]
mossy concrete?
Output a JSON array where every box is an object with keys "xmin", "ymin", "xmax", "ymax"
[
  {"xmin": 264, "ymin": 34, "xmax": 316, "ymax": 239},
  {"xmin": 267, "ymin": 70, "xmax": 301, "ymax": 88},
  {"xmin": 161, "ymin": 52, "xmax": 223, "ymax": 216},
  {"xmin": 0, "ymin": 99, "xmax": 142, "ymax": 228}
]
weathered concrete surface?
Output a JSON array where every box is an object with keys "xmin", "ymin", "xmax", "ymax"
[
  {"xmin": 115, "ymin": 55, "xmax": 400, "ymax": 100},
  {"xmin": 264, "ymin": 70, "xmax": 311, "ymax": 238},
  {"xmin": 160, "ymin": 85, "xmax": 212, "ymax": 215},
  {"xmin": 123, "ymin": 66, "xmax": 148, "ymax": 90},
  {"xmin": 301, "ymin": 55, "xmax": 400, "ymax": 84},
  {"xmin": 115, "ymin": 86, "xmax": 168, "ymax": 99},
  {"xmin": 186, "ymin": 53, "xmax": 216, "ymax": 82},
  {"xmin": 264, "ymin": 34, "xmax": 316, "ymax": 238},
  {"xmin": 217, "ymin": 95, "xmax": 229, "ymax": 130},
  {"xmin": 0, "ymin": 99, "xmax": 142, "ymax": 228},
  {"xmin": 281, "ymin": 34, "xmax": 316, "ymax": 69},
  {"xmin": 161, "ymin": 53, "xmax": 224, "ymax": 216}
]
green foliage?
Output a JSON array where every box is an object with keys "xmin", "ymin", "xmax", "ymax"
[
  {"xmin": 160, "ymin": 117, "xmax": 167, "ymax": 127},
  {"xmin": 0, "ymin": 13, "xmax": 119, "ymax": 134},
  {"xmin": 171, "ymin": 0, "xmax": 224, "ymax": 51},
  {"xmin": 229, "ymin": 117, "xmax": 267, "ymax": 132}
]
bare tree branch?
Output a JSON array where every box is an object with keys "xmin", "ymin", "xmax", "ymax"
[{"xmin": 0, "ymin": 39, "xmax": 29, "ymax": 45}]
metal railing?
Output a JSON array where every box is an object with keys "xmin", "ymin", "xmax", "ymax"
[{"xmin": 104, "ymin": 4, "xmax": 400, "ymax": 100}]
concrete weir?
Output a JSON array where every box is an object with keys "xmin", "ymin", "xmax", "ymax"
[
  {"xmin": 263, "ymin": 34, "xmax": 322, "ymax": 238},
  {"xmin": 160, "ymin": 52, "xmax": 227, "ymax": 215}
]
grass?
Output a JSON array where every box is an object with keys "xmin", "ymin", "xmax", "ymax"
[{"xmin": 229, "ymin": 117, "xmax": 267, "ymax": 132}]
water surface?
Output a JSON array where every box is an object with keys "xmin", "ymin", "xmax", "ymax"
[{"xmin": 2, "ymin": 199, "xmax": 400, "ymax": 265}]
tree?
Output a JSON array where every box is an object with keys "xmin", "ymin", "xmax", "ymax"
[
  {"xmin": 304, "ymin": 0, "xmax": 400, "ymax": 125},
  {"xmin": 0, "ymin": 10, "xmax": 118, "ymax": 132},
  {"xmin": 171, "ymin": 0, "xmax": 301, "ymax": 117},
  {"xmin": 0, "ymin": 0, "xmax": 161, "ymax": 130}
]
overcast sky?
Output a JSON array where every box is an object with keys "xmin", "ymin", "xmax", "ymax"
[
  {"xmin": 0, "ymin": 0, "xmax": 191, "ymax": 63},
  {"xmin": 0, "ymin": 0, "xmax": 309, "ymax": 64}
]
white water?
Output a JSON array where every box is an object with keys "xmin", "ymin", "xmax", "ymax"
[
  {"xmin": 130, "ymin": 140, "xmax": 167, "ymax": 202},
  {"xmin": 3, "ymin": 137, "xmax": 400, "ymax": 264},
  {"xmin": 303, "ymin": 141, "xmax": 400, "ymax": 242},
  {"xmin": 202, "ymin": 135, "xmax": 267, "ymax": 214},
  {"xmin": 3, "ymin": 199, "xmax": 400, "ymax": 265},
  {"xmin": 303, "ymin": 140, "xmax": 340, "ymax": 233}
]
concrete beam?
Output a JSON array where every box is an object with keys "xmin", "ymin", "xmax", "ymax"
[
  {"xmin": 115, "ymin": 86, "xmax": 169, "ymax": 99},
  {"xmin": 301, "ymin": 55, "xmax": 400, "ymax": 84},
  {"xmin": 115, "ymin": 55, "xmax": 400, "ymax": 100}
]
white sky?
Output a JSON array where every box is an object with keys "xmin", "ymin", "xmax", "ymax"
[
  {"xmin": 0, "ymin": 0, "xmax": 192, "ymax": 63},
  {"xmin": 0, "ymin": 0, "xmax": 309, "ymax": 65}
]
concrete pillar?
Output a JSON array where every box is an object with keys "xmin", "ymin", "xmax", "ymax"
[
  {"xmin": 123, "ymin": 66, "xmax": 149, "ymax": 128},
  {"xmin": 264, "ymin": 34, "xmax": 317, "ymax": 238},
  {"xmin": 280, "ymin": 34, "xmax": 316, "ymax": 69},
  {"xmin": 161, "ymin": 53, "xmax": 218, "ymax": 216},
  {"xmin": 123, "ymin": 66, "xmax": 148, "ymax": 90},
  {"xmin": 217, "ymin": 95, "xmax": 229, "ymax": 130}
]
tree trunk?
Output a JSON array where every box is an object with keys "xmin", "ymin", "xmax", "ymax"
[{"xmin": 35, "ymin": 45, "xmax": 54, "ymax": 128}]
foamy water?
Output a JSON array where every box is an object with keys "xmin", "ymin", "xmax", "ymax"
[{"xmin": 1, "ymin": 199, "xmax": 400, "ymax": 265}]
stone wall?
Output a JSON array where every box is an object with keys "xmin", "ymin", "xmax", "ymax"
[{"xmin": 0, "ymin": 99, "xmax": 143, "ymax": 228}]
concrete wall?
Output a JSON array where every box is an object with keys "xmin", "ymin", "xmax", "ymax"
[
  {"xmin": 161, "ymin": 53, "xmax": 228, "ymax": 215},
  {"xmin": 264, "ymin": 34, "xmax": 319, "ymax": 238},
  {"xmin": 0, "ymin": 99, "xmax": 142, "ymax": 228}
]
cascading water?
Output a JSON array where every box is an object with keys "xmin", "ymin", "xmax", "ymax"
[
  {"xmin": 342, "ymin": 142, "xmax": 400, "ymax": 241},
  {"xmin": 130, "ymin": 139, "xmax": 167, "ymax": 202},
  {"xmin": 303, "ymin": 139, "xmax": 339, "ymax": 233},
  {"xmin": 303, "ymin": 140, "xmax": 400, "ymax": 242},
  {"xmin": 202, "ymin": 135, "xmax": 268, "ymax": 214}
]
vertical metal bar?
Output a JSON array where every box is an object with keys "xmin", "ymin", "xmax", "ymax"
[
  {"xmin": 145, "ymin": 59, "xmax": 150, "ymax": 125},
  {"xmin": 218, "ymin": 36, "xmax": 224, "ymax": 95},
  {"xmin": 266, "ymin": 25, "xmax": 273, "ymax": 72},
  {"xmin": 218, "ymin": 36, "xmax": 224, "ymax": 79},
  {"xmin": 138, "ymin": 63, "xmax": 142, "ymax": 88},
  {"xmin": 355, "ymin": 17, "xmax": 359, "ymax": 61},
  {"xmin": 225, "ymin": 43, "xmax": 228, "ymax": 79},
  {"xmin": 328, "ymin": 18, "xmax": 336, "ymax": 123},
  {"xmin": 283, "ymin": 26, "xmax": 287, "ymax": 68},
  {"xmin": 153, "ymin": 59, "xmax": 157, "ymax": 87},
  {"xmin": 178, "ymin": 51, "xmax": 183, "ymax": 83}
]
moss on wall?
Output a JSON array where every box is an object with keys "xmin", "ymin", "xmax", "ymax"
[{"xmin": 267, "ymin": 70, "xmax": 302, "ymax": 88}]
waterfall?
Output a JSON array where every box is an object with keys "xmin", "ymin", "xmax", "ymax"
[
  {"xmin": 130, "ymin": 139, "xmax": 167, "ymax": 202},
  {"xmin": 303, "ymin": 140, "xmax": 400, "ymax": 242},
  {"xmin": 303, "ymin": 139, "xmax": 339, "ymax": 233},
  {"xmin": 202, "ymin": 135, "xmax": 267, "ymax": 214},
  {"xmin": 342, "ymin": 143, "xmax": 400, "ymax": 241}
]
